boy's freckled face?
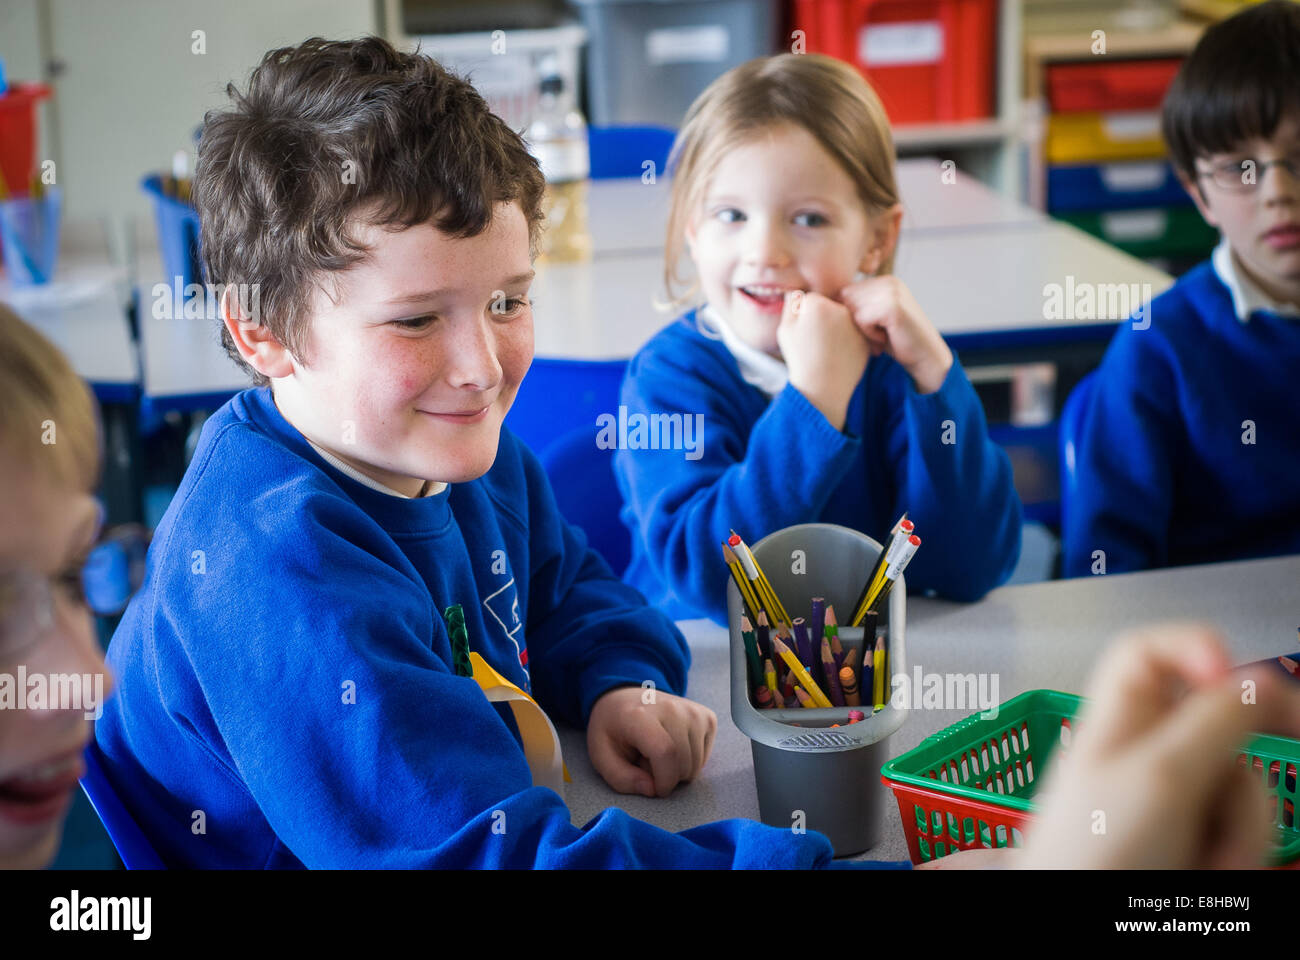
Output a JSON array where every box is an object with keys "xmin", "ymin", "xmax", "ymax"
[
  {"xmin": 275, "ymin": 202, "xmax": 535, "ymax": 492},
  {"xmin": 686, "ymin": 124, "xmax": 876, "ymax": 357},
  {"xmin": 1193, "ymin": 114, "xmax": 1300, "ymax": 304}
]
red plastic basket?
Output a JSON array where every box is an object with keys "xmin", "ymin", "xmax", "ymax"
[{"xmin": 790, "ymin": 0, "xmax": 998, "ymax": 125}]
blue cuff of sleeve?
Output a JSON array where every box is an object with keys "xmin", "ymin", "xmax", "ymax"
[
  {"xmin": 906, "ymin": 355, "xmax": 968, "ymax": 408},
  {"xmin": 775, "ymin": 382, "xmax": 865, "ymax": 447}
]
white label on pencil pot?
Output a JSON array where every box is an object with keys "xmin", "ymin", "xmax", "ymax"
[
  {"xmin": 646, "ymin": 25, "xmax": 729, "ymax": 65},
  {"xmin": 1100, "ymin": 162, "xmax": 1167, "ymax": 192},
  {"xmin": 1101, "ymin": 112, "xmax": 1162, "ymax": 141},
  {"xmin": 1101, "ymin": 209, "xmax": 1167, "ymax": 241},
  {"xmin": 859, "ymin": 22, "xmax": 944, "ymax": 67}
]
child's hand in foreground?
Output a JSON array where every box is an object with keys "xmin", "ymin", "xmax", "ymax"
[
  {"xmin": 838, "ymin": 276, "xmax": 952, "ymax": 395},
  {"xmin": 1018, "ymin": 622, "xmax": 1300, "ymax": 869},
  {"xmin": 777, "ymin": 290, "xmax": 870, "ymax": 433},
  {"xmin": 588, "ymin": 686, "xmax": 718, "ymax": 798}
]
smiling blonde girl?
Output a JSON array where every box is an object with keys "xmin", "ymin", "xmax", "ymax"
[{"xmin": 615, "ymin": 54, "xmax": 1023, "ymax": 623}]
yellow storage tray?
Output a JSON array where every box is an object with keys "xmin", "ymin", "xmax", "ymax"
[{"xmin": 1046, "ymin": 110, "xmax": 1167, "ymax": 164}]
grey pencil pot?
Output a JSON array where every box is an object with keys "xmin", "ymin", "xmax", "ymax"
[{"xmin": 728, "ymin": 523, "xmax": 907, "ymax": 857}]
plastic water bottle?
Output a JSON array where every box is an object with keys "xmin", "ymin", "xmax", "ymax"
[{"xmin": 526, "ymin": 65, "xmax": 591, "ymax": 262}]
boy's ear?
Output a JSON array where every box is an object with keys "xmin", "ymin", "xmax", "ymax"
[
  {"xmin": 1178, "ymin": 169, "xmax": 1219, "ymax": 229},
  {"xmin": 220, "ymin": 286, "xmax": 296, "ymax": 380},
  {"xmin": 861, "ymin": 203, "xmax": 903, "ymax": 276}
]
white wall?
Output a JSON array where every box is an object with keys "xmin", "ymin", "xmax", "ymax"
[{"xmin": 1, "ymin": 0, "xmax": 380, "ymax": 260}]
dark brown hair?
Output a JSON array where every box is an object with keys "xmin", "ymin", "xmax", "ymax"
[
  {"xmin": 1162, "ymin": 0, "xmax": 1300, "ymax": 182},
  {"xmin": 195, "ymin": 35, "xmax": 547, "ymax": 385}
]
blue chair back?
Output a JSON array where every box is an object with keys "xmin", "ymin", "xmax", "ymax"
[
  {"xmin": 1059, "ymin": 370, "xmax": 1098, "ymax": 539},
  {"xmin": 141, "ymin": 174, "xmax": 202, "ymax": 291},
  {"xmin": 506, "ymin": 357, "xmax": 628, "ymax": 460},
  {"xmin": 539, "ymin": 425, "xmax": 631, "ymax": 576},
  {"xmin": 587, "ymin": 125, "xmax": 676, "ymax": 180},
  {"xmin": 80, "ymin": 741, "xmax": 166, "ymax": 869}
]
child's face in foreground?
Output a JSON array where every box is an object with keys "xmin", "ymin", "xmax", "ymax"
[
  {"xmin": 272, "ymin": 202, "xmax": 535, "ymax": 493},
  {"xmin": 686, "ymin": 123, "xmax": 883, "ymax": 357},
  {"xmin": 0, "ymin": 459, "xmax": 106, "ymax": 868},
  {"xmin": 1189, "ymin": 113, "xmax": 1300, "ymax": 305}
]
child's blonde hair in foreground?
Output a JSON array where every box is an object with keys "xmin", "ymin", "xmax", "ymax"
[
  {"xmin": 0, "ymin": 302, "xmax": 100, "ymax": 493},
  {"xmin": 664, "ymin": 54, "xmax": 900, "ymax": 311}
]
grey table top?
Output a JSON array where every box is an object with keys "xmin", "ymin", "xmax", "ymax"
[{"xmin": 558, "ymin": 553, "xmax": 1300, "ymax": 862}]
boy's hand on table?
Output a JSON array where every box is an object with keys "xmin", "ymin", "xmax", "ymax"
[
  {"xmin": 1020, "ymin": 623, "xmax": 1300, "ymax": 869},
  {"xmin": 778, "ymin": 290, "xmax": 869, "ymax": 433},
  {"xmin": 838, "ymin": 276, "xmax": 952, "ymax": 395},
  {"xmin": 588, "ymin": 686, "xmax": 718, "ymax": 798}
]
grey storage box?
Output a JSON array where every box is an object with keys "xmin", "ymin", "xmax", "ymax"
[{"xmin": 570, "ymin": 0, "xmax": 780, "ymax": 127}]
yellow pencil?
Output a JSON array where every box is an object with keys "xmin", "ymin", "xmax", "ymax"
[
  {"xmin": 872, "ymin": 635, "xmax": 886, "ymax": 709},
  {"xmin": 722, "ymin": 543, "xmax": 764, "ymax": 618},
  {"xmin": 729, "ymin": 532, "xmax": 792, "ymax": 629},
  {"xmin": 794, "ymin": 687, "xmax": 815, "ymax": 709},
  {"xmin": 773, "ymin": 637, "xmax": 832, "ymax": 708}
]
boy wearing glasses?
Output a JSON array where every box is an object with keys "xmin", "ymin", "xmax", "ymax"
[{"xmin": 1064, "ymin": 0, "xmax": 1300, "ymax": 577}]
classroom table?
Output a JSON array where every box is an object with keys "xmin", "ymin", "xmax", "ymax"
[
  {"xmin": 530, "ymin": 218, "xmax": 1172, "ymax": 359},
  {"xmin": 557, "ymin": 553, "xmax": 1300, "ymax": 862},
  {"xmin": 135, "ymin": 294, "xmax": 252, "ymax": 417},
  {"xmin": 0, "ymin": 259, "xmax": 136, "ymax": 402}
]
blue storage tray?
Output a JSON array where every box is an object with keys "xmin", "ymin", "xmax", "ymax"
[{"xmin": 1048, "ymin": 161, "xmax": 1193, "ymax": 213}]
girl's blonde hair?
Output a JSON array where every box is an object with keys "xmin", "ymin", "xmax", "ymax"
[
  {"xmin": 664, "ymin": 54, "xmax": 900, "ymax": 312},
  {"xmin": 0, "ymin": 302, "xmax": 101, "ymax": 493}
]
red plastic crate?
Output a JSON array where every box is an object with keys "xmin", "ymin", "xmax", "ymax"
[
  {"xmin": 1046, "ymin": 57, "xmax": 1183, "ymax": 113},
  {"xmin": 790, "ymin": 0, "xmax": 998, "ymax": 125},
  {"xmin": 0, "ymin": 84, "xmax": 51, "ymax": 198}
]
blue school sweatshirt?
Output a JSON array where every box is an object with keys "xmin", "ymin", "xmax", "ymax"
[
  {"xmin": 614, "ymin": 312, "xmax": 1023, "ymax": 623},
  {"xmin": 1063, "ymin": 261, "xmax": 1300, "ymax": 577},
  {"xmin": 95, "ymin": 387, "xmax": 908, "ymax": 869}
]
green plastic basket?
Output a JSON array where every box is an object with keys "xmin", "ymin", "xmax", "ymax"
[{"xmin": 881, "ymin": 688, "xmax": 1300, "ymax": 866}]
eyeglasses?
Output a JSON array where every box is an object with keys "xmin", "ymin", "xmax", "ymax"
[
  {"xmin": 1197, "ymin": 154, "xmax": 1300, "ymax": 192},
  {"xmin": 0, "ymin": 524, "xmax": 150, "ymax": 661}
]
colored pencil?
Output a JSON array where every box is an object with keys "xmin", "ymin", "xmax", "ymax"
[
  {"xmin": 822, "ymin": 638, "xmax": 844, "ymax": 707},
  {"xmin": 823, "ymin": 603, "xmax": 839, "ymax": 640},
  {"xmin": 792, "ymin": 617, "xmax": 813, "ymax": 673},
  {"xmin": 809, "ymin": 596, "xmax": 826, "ymax": 652},
  {"xmin": 740, "ymin": 615, "xmax": 763, "ymax": 689},
  {"xmin": 793, "ymin": 687, "xmax": 815, "ymax": 709},
  {"xmin": 872, "ymin": 635, "xmax": 886, "ymax": 710},
  {"xmin": 772, "ymin": 637, "xmax": 832, "ymax": 708},
  {"xmin": 755, "ymin": 610, "xmax": 772, "ymax": 660},
  {"xmin": 840, "ymin": 665, "xmax": 860, "ymax": 706},
  {"xmin": 764, "ymin": 658, "xmax": 778, "ymax": 696}
]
